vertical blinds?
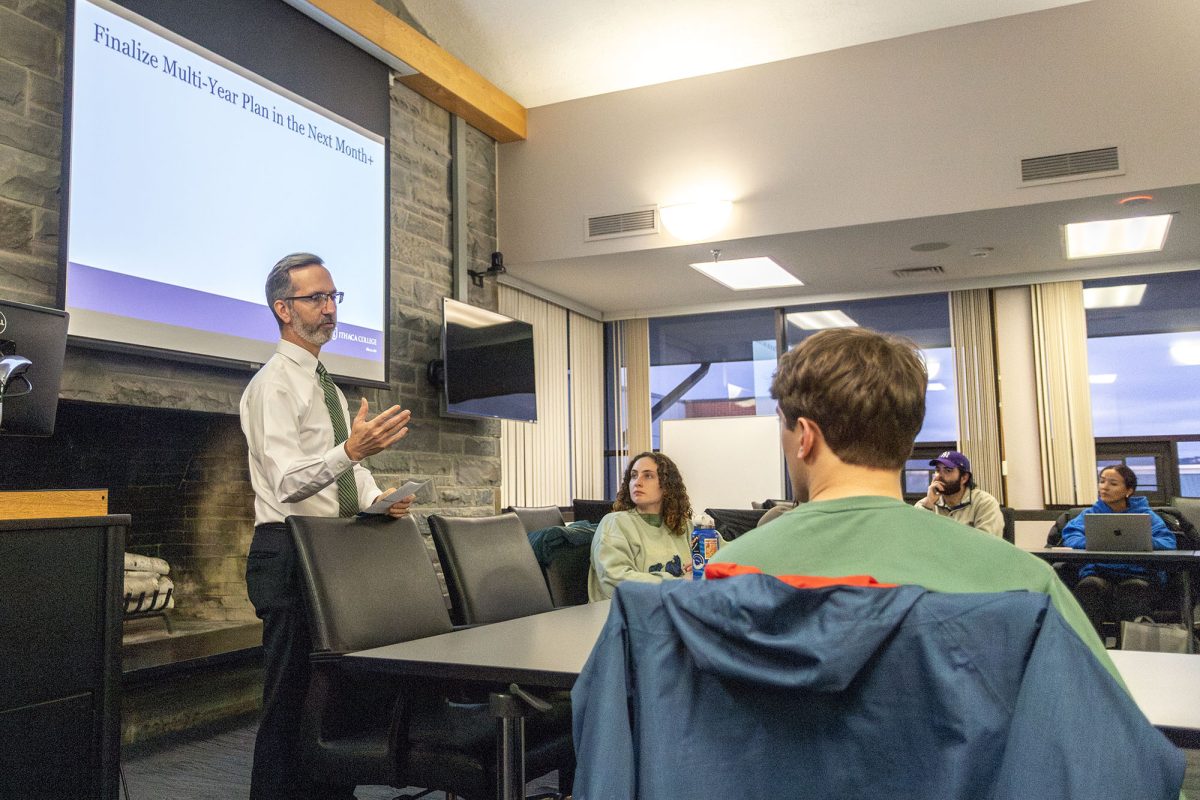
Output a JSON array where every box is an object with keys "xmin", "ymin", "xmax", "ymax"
[
  {"xmin": 949, "ymin": 288, "xmax": 1004, "ymax": 502},
  {"xmin": 1030, "ymin": 281, "xmax": 1098, "ymax": 505},
  {"xmin": 498, "ymin": 286, "xmax": 606, "ymax": 507}
]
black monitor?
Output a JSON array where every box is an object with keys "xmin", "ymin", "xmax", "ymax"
[
  {"xmin": 0, "ymin": 299, "xmax": 69, "ymax": 436},
  {"xmin": 439, "ymin": 298, "xmax": 537, "ymax": 423}
]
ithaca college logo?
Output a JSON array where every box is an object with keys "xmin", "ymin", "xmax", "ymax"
[{"xmin": 0, "ymin": 311, "xmax": 6, "ymax": 335}]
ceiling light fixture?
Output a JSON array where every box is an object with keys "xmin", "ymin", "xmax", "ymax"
[
  {"xmin": 786, "ymin": 309, "xmax": 857, "ymax": 330},
  {"xmin": 689, "ymin": 250, "xmax": 802, "ymax": 291},
  {"xmin": 1082, "ymin": 283, "xmax": 1147, "ymax": 309},
  {"xmin": 927, "ymin": 382, "xmax": 947, "ymax": 392},
  {"xmin": 1063, "ymin": 214, "xmax": 1172, "ymax": 259},
  {"xmin": 1170, "ymin": 340, "xmax": 1200, "ymax": 367},
  {"xmin": 1088, "ymin": 374, "xmax": 1117, "ymax": 384},
  {"xmin": 660, "ymin": 199, "xmax": 733, "ymax": 241},
  {"xmin": 924, "ymin": 356, "xmax": 941, "ymax": 380}
]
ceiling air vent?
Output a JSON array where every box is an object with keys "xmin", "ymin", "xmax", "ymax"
[
  {"xmin": 1020, "ymin": 146, "xmax": 1122, "ymax": 186},
  {"xmin": 585, "ymin": 206, "xmax": 658, "ymax": 242},
  {"xmin": 892, "ymin": 266, "xmax": 945, "ymax": 279}
]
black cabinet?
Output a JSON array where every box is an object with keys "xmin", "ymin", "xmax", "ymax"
[{"xmin": 0, "ymin": 515, "xmax": 125, "ymax": 799}]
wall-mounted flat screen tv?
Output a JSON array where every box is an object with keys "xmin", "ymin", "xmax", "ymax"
[
  {"xmin": 441, "ymin": 298, "xmax": 537, "ymax": 423},
  {"xmin": 0, "ymin": 299, "xmax": 69, "ymax": 437},
  {"xmin": 61, "ymin": 0, "xmax": 389, "ymax": 385}
]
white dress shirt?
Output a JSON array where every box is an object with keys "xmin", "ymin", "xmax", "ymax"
[{"xmin": 240, "ymin": 340, "xmax": 382, "ymax": 525}]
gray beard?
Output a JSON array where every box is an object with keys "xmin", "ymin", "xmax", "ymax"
[{"xmin": 292, "ymin": 317, "xmax": 335, "ymax": 348}]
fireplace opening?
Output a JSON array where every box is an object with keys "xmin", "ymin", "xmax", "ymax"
[{"xmin": 4, "ymin": 400, "xmax": 260, "ymax": 657}]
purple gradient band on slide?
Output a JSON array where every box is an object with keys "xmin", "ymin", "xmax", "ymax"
[{"xmin": 66, "ymin": 262, "xmax": 384, "ymax": 361}]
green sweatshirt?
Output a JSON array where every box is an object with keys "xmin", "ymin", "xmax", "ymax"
[
  {"xmin": 713, "ymin": 495, "xmax": 1120, "ymax": 683},
  {"xmin": 588, "ymin": 510, "xmax": 695, "ymax": 601}
]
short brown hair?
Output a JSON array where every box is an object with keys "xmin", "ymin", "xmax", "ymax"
[
  {"xmin": 613, "ymin": 451, "xmax": 693, "ymax": 536},
  {"xmin": 770, "ymin": 327, "xmax": 927, "ymax": 470}
]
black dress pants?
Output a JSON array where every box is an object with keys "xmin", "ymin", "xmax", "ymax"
[
  {"xmin": 1072, "ymin": 573, "xmax": 1159, "ymax": 642},
  {"xmin": 246, "ymin": 524, "xmax": 355, "ymax": 800}
]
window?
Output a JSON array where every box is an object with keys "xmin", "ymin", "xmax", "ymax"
[
  {"xmin": 1084, "ymin": 269, "xmax": 1200, "ymax": 499},
  {"xmin": 605, "ymin": 293, "xmax": 956, "ymax": 502},
  {"xmin": 1179, "ymin": 441, "xmax": 1200, "ymax": 498},
  {"xmin": 782, "ymin": 292, "xmax": 957, "ymax": 444},
  {"xmin": 647, "ymin": 308, "xmax": 779, "ymax": 449}
]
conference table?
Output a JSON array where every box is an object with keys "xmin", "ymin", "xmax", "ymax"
[
  {"xmin": 348, "ymin": 601, "xmax": 611, "ymax": 799},
  {"xmin": 1029, "ymin": 548, "xmax": 1200, "ymax": 652},
  {"xmin": 348, "ymin": 596, "xmax": 1200, "ymax": 798},
  {"xmin": 1110, "ymin": 650, "xmax": 1200, "ymax": 749}
]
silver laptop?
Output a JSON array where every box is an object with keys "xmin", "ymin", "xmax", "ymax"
[{"xmin": 1083, "ymin": 513, "xmax": 1153, "ymax": 552}]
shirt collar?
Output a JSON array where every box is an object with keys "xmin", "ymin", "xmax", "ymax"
[
  {"xmin": 938, "ymin": 487, "xmax": 973, "ymax": 511},
  {"xmin": 276, "ymin": 339, "xmax": 320, "ymax": 372}
]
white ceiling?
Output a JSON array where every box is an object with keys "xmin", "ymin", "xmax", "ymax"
[
  {"xmin": 400, "ymin": 0, "xmax": 1089, "ymax": 108},
  {"xmin": 500, "ymin": 184, "xmax": 1200, "ymax": 319},
  {"xmin": 395, "ymin": 0, "xmax": 1199, "ymax": 320}
]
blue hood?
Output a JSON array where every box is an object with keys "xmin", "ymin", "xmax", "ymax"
[
  {"xmin": 1091, "ymin": 494, "xmax": 1153, "ymax": 514},
  {"xmin": 658, "ymin": 575, "xmax": 926, "ymax": 691}
]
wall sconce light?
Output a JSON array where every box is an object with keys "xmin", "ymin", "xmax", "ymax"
[{"xmin": 659, "ymin": 199, "xmax": 733, "ymax": 241}]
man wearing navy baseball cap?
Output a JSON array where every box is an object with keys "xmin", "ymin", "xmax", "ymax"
[{"xmin": 914, "ymin": 450, "xmax": 1004, "ymax": 537}]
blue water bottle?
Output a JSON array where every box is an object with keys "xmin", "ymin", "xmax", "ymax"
[{"xmin": 690, "ymin": 525, "xmax": 720, "ymax": 581}]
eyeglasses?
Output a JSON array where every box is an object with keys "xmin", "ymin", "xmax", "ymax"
[{"xmin": 282, "ymin": 291, "xmax": 344, "ymax": 306}]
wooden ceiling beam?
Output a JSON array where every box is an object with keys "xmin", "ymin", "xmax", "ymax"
[{"xmin": 296, "ymin": 0, "xmax": 527, "ymax": 142}]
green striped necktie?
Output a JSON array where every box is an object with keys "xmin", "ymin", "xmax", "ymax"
[{"xmin": 316, "ymin": 362, "xmax": 360, "ymax": 517}]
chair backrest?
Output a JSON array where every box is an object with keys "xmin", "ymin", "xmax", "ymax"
[
  {"xmin": 756, "ymin": 503, "xmax": 796, "ymax": 529},
  {"xmin": 1170, "ymin": 497, "xmax": 1200, "ymax": 534},
  {"xmin": 1153, "ymin": 506, "xmax": 1200, "ymax": 549},
  {"xmin": 427, "ymin": 513, "xmax": 554, "ymax": 625},
  {"xmin": 572, "ymin": 498, "xmax": 614, "ymax": 524},
  {"xmin": 1000, "ymin": 506, "xmax": 1016, "ymax": 544},
  {"xmin": 1046, "ymin": 507, "xmax": 1087, "ymax": 547},
  {"xmin": 503, "ymin": 505, "xmax": 567, "ymax": 533},
  {"xmin": 705, "ymin": 507, "xmax": 767, "ymax": 540},
  {"xmin": 288, "ymin": 514, "xmax": 452, "ymax": 652}
]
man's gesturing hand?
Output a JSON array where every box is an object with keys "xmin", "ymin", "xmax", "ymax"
[{"xmin": 343, "ymin": 397, "xmax": 411, "ymax": 461}]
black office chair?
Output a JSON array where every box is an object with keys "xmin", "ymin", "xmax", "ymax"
[
  {"xmin": 288, "ymin": 514, "xmax": 573, "ymax": 798},
  {"xmin": 1000, "ymin": 506, "xmax": 1016, "ymax": 545},
  {"xmin": 704, "ymin": 507, "xmax": 767, "ymax": 540},
  {"xmin": 571, "ymin": 499, "xmax": 613, "ymax": 525},
  {"xmin": 427, "ymin": 513, "xmax": 555, "ymax": 625},
  {"xmin": 503, "ymin": 505, "xmax": 567, "ymax": 534}
]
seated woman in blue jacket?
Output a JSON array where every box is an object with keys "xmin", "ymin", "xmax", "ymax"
[{"xmin": 1060, "ymin": 464, "xmax": 1175, "ymax": 638}]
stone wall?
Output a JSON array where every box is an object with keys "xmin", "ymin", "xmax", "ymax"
[{"xmin": 0, "ymin": 1, "xmax": 504, "ymax": 615}]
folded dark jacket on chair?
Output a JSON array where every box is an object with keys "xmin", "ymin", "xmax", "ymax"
[{"xmin": 527, "ymin": 521, "xmax": 597, "ymax": 566}]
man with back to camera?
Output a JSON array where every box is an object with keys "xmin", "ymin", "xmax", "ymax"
[
  {"xmin": 240, "ymin": 252, "xmax": 416, "ymax": 799},
  {"xmin": 710, "ymin": 327, "xmax": 1118, "ymax": 679},
  {"xmin": 914, "ymin": 449, "xmax": 1004, "ymax": 537}
]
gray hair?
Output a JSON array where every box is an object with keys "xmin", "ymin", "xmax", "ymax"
[{"xmin": 265, "ymin": 252, "xmax": 323, "ymax": 327}]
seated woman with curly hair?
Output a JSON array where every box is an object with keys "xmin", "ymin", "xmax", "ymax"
[{"xmin": 588, "ymin": 451, "xmax": 700, "ymax": 601}]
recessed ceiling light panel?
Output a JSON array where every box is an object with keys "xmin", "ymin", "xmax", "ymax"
[
  {"xmin": 1170, "ymin": 340, "xmax": 1200, "ymax": 366},
  {"xmin": 1082, "ymin": 284, "xmax": 1146, "ymax": 309},
  {"xmin": 1088, "ymin": 374, "xmax": 1117, "ymax": 384},
  {"xmin": 786, "ymin": 309, "xmax": 857, "ymax": 330},
  {"xmin": 1063, "ymin": 214, "xmax": 1172, "ymax": 259},
  {"xmin": 689, "ymin": 256, "xmax": 802, "ymax": 291}
]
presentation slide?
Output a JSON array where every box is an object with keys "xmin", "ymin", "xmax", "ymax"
[{"xmin": 65, "ymin": 0, "xmax": 388, "ymax": 383}]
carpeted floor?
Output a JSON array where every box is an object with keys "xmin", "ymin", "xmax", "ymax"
[
  {"xmin": 120, "ymin": 711, "xmax": 1200, "ymax": 799},
  {"xmin": 119, "ymin": 712, "xmax": 560, "ymax": 800}
]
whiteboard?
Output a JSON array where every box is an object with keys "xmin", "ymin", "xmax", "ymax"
[{"xmin": 660, "ymin": 415, "xmax": 786, "ymax": 513}]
